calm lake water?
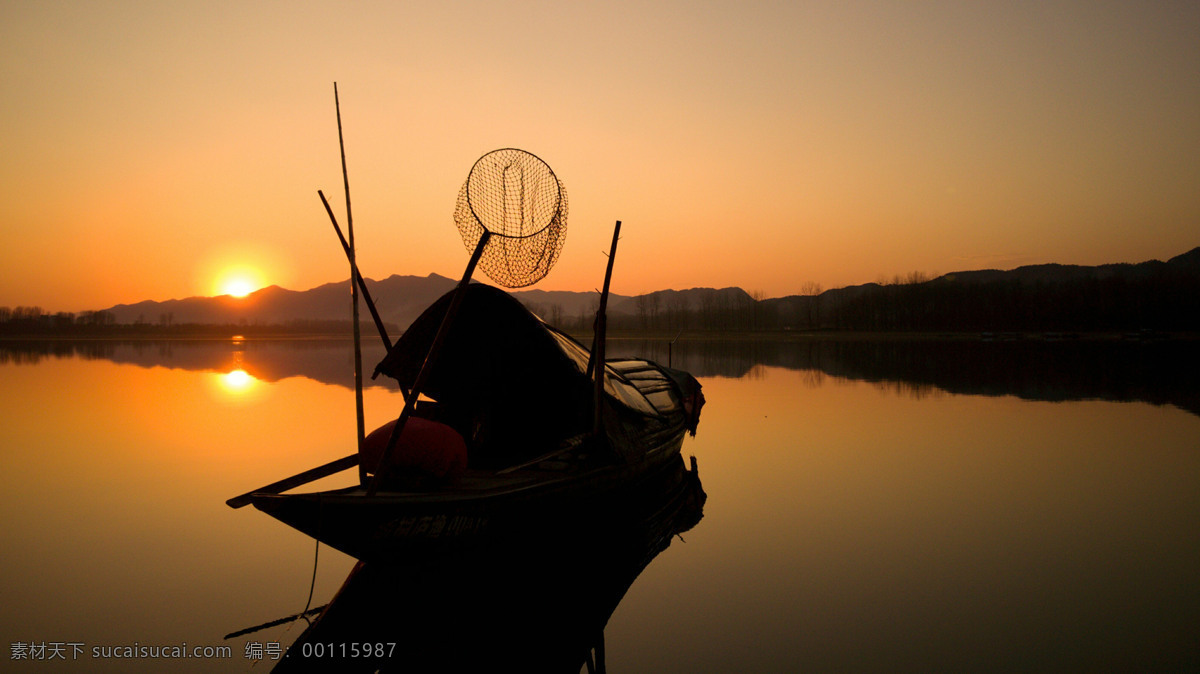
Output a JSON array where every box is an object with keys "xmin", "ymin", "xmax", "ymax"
[{"xmin": 1, "ymin": 336, "xmax": 1198, "ymax": 671}]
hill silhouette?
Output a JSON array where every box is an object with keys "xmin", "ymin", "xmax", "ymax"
[
  {"xmin": 4, "ymin": 247, "xmax": 1198, "ymax": 335},
  {"xmin": 761, "ymin": 246, "xmax": 1200, "ymax": 333},
  {"xmin": 89, "ymin": 276, "xmax": 760, "ymax": 334}
]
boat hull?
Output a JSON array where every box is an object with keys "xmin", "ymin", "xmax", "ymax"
[{"xmin": 251, "ymin": 434, "xmax": 688, "ymax": 560}]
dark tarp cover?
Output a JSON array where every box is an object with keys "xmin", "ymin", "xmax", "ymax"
[{"xmin": 373, "ymin": 284, "xmax": 594, "ymax": 465}]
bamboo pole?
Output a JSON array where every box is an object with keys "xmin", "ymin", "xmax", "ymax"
[
  {"xmin": 318, "ymin": 189, "xmax": 391, "ymax": 348},
  {"xmin": 668, "ymin": 329, "xmax": 682, "ymax": 368},
  {"xmin": 333, "ymin": 83, "xmax": 368, "ymax": 483},
  {"xmin": 225, "ymin": 454, "xmax": 359, "ymax": 509},
  {"xmin": 223, "ymin": 605, "xmax": 329, "ymax": 640},
  {"xmin": 593, "ymin": 221, "xmax": 621, "ymax": 437},
  {"xmin": 365, "ymin": 231, "xmax": 491, "ymax": 497}
]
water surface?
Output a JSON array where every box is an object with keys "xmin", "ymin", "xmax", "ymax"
[{"xmin": 1, "ymin": 337, "xmax": 1197, "ymax": 671}]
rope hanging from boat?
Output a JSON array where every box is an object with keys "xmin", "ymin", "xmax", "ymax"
[{"xmin": 454, "ymin": 148, "xmax": 568, "ymax": 288}]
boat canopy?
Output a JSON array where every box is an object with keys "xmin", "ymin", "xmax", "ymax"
[{"xmin": 373, "ymin": 284, "xmax": 670, "ymax": 465}]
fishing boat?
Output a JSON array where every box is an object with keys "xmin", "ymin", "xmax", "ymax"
[
  {"xmin": 246, "ymin": 283, "xmax": 704, "ymax": 560},
  {"xmin": 228, "ymin": 144, "xmax": 703, "ymax": 561}
]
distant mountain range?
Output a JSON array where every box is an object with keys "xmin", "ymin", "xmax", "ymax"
[
  {"xmin": 95, "ymin": 246, "xmax": 1200, "ymax": 333},
  {"xmin": 102, "ymin": 273, "xmax": 461, "ymax": 331},
  {"xmin": 760, "ymin": 246, "xmax": 1200, "ymax": 331},
  {"xmin": 97, "ymin": 273, "xmax": 756, "ymax": 332}
]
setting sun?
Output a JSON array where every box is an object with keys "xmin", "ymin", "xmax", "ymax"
[
  {"xmin": 223, "ymin": 279, "xmax": 255, "ymax": 298},
  {"xmin": 213, "ymin": 266, "xmax": 266, "ymax": 298}
]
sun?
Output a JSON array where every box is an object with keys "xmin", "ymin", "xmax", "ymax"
[
  {"xmin": 223, "ymin": 279, "xmax": 255, "ymax": 298},
  {"xmin": 214, "ymin": 266, "xmax": 266, "ymax": 298}
]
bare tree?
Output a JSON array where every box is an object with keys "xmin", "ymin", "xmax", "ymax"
[
  {"xmin": 801, "ymin": 282, "xmax": 823, "ymax": 329},
  {"xmin": 667, "ymin": 294, "xmax": 690, "ymax": 332},
  {"xmin": 634, "ymin": 294, "xmax": 651, "ymax": 329},
  {"xmin": 750, "ymin": 290, "xmax": 765, "ymax": 331}
]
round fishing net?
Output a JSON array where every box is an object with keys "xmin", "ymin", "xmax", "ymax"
[{"xmin": 454, "ymin": 148, "xmax": 567, "ymax": 288}]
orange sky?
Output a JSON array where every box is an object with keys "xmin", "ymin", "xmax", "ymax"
[{"xmin": 2, "ymin": 1, "xmax": 1198, "ymax": 313}]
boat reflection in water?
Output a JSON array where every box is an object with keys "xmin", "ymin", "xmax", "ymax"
[{"xmin": 271, "ymin": 454, "xmax": 705, "ymax": 673}]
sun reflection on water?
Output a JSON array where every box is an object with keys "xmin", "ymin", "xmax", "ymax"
[
  {"xmin": 221, "ymin": 369, "xmax": 255, "ymax": 392},
  {"xmin": 214, "ymin": 337, "xmax": 260, "ymax": 397},
  {"xmin": 212, "ymin": 363, "xmax": 264, "ymax": 401}
]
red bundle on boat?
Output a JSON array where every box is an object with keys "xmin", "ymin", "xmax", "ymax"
[{"xmin": 360, "ymin": 417, "xmax": 468, "ymax": 479}]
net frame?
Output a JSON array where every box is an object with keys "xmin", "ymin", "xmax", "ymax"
[{"xmin": 454, "ymin": 148, "xmax": 568, "ymax": 288}]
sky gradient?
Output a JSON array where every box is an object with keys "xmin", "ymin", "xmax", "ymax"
[{"xmin": 2, "ymin": 0, "xmax": 1198, "ymax": 312}]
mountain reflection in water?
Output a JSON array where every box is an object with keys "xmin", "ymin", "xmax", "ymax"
[
  {"xmin": 4, "ymin": 335, "xmax": 1197, "ymax": 417},
  {"xmin": 615, "ymin": 337, "xmax": 1200, "ymax": 417}
]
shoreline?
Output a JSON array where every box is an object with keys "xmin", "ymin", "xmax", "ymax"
[{"xmin": 3, "ymin": 329, "xmax": 1196, "ymax": 343}]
